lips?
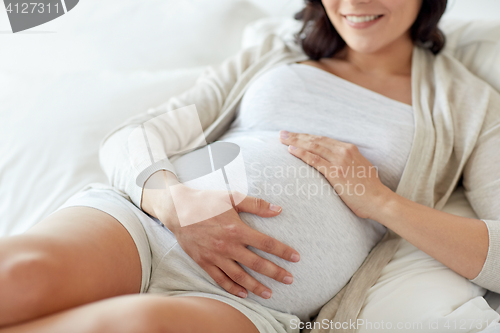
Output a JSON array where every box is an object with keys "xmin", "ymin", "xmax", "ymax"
[{"xmin": 342, "ymin": 14, "xmax": 384, "ymax": 29}]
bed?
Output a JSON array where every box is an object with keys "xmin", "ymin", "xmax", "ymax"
[{"xmin": 1, "ymin": 0, "xmax": 499, "ymax": 331}]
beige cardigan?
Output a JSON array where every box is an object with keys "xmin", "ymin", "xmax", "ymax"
[{"xmin": 99, "ymin": 33, "xmax": 500, "ymax": 331}]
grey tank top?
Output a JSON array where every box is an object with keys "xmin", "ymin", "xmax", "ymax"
[{"xmin": 215, "ymin": 63, "xmax": 415, "ymax": 321}]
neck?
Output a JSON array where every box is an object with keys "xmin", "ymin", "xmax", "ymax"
[{"xmin": 341, "ymin": 35, "xmax": 414, "ymax": 77}]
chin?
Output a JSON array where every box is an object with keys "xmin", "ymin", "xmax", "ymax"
[{"xmin": 345, "ymin": 41, "xmax": 385, "ymax": 54}]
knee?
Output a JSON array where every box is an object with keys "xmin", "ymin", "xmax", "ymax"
[{"xmin": 0, "ymin": 250, "xmax": 59, "ymax": 309}]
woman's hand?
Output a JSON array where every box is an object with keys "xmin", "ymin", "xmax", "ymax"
[
  {"xmin": 141, "ymin": 170, "xmax": 300, "ymax": 300},
  {"xmin": 279, "ymin": 130, "xmax": 392, "ymax": 219}
]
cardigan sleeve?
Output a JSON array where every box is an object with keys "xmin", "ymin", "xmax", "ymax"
[
  {"xmin": 98, "ymin": 34, "xmax": 283, "ymax": 208},
  {"xmin": 463, "ymin": 86, "xmax": 500, "ymax": 293}
]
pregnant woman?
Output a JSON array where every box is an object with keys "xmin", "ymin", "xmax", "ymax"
[{"xmin": 1, "ymin": 0, "xmax": 500, "ymax": 332}]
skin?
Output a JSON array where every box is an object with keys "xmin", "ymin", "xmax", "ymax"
[
  {"xmin": 1, "ymin": 0, "xmax": 487, "ymax": 332},
  {"xmin": 287, "ymin": 0, "xmax": 488, "ymax": 280},
  {"xmin": 301, "ymin": 0, "xmax": 422, "ymax": 105},
  {"xmin": 0, "ymin": 208, "xmax": 259, "ymax": 333},
  {"xmin": 141, "ymin": 170, "xmax": 299, "ymax": 300},
  {"xmin": 278, "ymin": 132, "xmax": 488, "ymax": 280}
]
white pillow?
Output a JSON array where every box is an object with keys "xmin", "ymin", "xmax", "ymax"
[
  {"xmin": 247, "ymin": 0, "xmax": 303, "ymax": 17},
  {"xmin": 0, "ymin": 0, "xmax": 268, "ymax": 236},
  {"xmin": 440, "ymin": 20, "xmax": 500, "ymax": 92},
  {"xmin": 242, "ymin": 17, "xmax": 302, "ymax": 49},
  {"xmin": 0, "ymin": 68, "xmax": 203, "ymax": 236},
  {"xmin": 357, "ymin": 188, "xmax": 500, "ymax": 333},
  {"xmin": 0, "ymin": 0, "xmax": 267, "ymax": 74}
]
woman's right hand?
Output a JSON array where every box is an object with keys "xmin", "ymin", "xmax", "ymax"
[{"xmin": 141, "ymin": 170, "xmax": 300, "ymax": 300}]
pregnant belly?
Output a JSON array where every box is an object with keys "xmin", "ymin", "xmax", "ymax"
[{"xmin": 218, "ymin": 131, "xmax": 387, "ymax": 321}]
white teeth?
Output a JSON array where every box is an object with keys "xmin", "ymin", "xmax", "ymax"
[{"xmin": 345, "ymin": 15, "xmax": 381, "ymax": 23}]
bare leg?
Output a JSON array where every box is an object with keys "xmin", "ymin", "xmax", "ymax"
[
  {"xmin": 0, "ymin": 295, "xmax": 260, "ymax": 333},
  {"xmin": 0, "ymin": 207, "xmax": 142, "ymax": 327}
]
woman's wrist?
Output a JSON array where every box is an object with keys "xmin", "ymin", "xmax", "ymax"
[
  {"xmin": 141, "ymin": 170, "xmax": 182, "ymax": 231},
  {"xmin": 368, "ymin": 186, "xmax": 402, "ymax": 225}
]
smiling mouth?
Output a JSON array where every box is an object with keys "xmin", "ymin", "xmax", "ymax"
[{"xmin": 344, "ymin": 15, "xmax": 383, "ymax": 23}]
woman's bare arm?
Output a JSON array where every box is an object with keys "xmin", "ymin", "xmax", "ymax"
[
  {"xmin": 279, "ymin": 130, "xmax": 493, "ymax": 285},
  {"xmin": 370, "ymin": 193, "xmax": 488, "ymax": 280}
]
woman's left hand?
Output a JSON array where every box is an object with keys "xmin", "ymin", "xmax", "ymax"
[{"xmin": 279, "ymin": 130, "xmax": 393, "ymax": 219}]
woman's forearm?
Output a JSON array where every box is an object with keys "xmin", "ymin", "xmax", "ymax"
[
  {"xmin": 373, "ymin": 189, "xmax": 489, "ymax": 280},
  {"xmin": 278, "ymin": 131, "xmax": 491, "ymax": 282}
]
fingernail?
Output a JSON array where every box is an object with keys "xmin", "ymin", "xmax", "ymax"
[
  {"xmin": 280, "ymin": 130, "xmax": 289, "ymax": 139},
  {"xmin": 269, "ymin": 204, "xmax": 282, "ymax": 212},
  {"xmin": 289, "ymin": 145, "xmax": 297, "ymax": 151},
  {"xmin": 238, "ymin": 291, "xmax": 247, "ymax": 298},
  {"xmin": 283, "ymin": 276, "xmax": 293, "ymax": 284},
  {"xmin": 261, "ymin": 291, "xmax": 272, "ymax": 299},
  {"xmin": 291, "ymin": 253, "xmax": 300, "ymax": 262}
]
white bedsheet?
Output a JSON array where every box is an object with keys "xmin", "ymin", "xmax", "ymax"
[{"xmin": 1, "ymin": 1, "xmax": 499, "ymax": 330}]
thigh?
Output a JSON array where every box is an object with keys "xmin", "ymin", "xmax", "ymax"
[
  {"xmin": 0, "ymin": 206, "xmax": 142, "ymax": 324},
  {"xmin": 141, "ymin": 296, "xmax": 260, "ymax": 333},
  {"xmin": 26, "ymin": 206, "xmax": 143, "ymax": 295},
  {"xmin": 0, "ymin": 295, "xmax": 260, "ymax": 333}
]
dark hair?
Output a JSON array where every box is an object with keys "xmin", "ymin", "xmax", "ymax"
[{"xmin": 294, "ymin": 0, "xmax": 447, "ymax": 60}]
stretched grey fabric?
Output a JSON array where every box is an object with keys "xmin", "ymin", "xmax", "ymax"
[
  {"xmin": 306, "ymin": 46, "xmax": 500, "ymax": 333},
  {"xmin": 203, "ymin": 62, "xmax": 414, "ymax": 322},
  {"xmin": 304, "ymin": 231, "xmax": 402, "ymax": 333},
  {"xmin": 98, "ymin": 33, "xmax": 500, "ymax": 330}
]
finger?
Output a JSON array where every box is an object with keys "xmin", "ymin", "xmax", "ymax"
[
  {"xmin": 219, "ymin": 259, "xmax": 273, "ymax": 299},
  {"xmin": 287, "ymin": 145, "xmax": 331, "ymax": 176},
  {"xmin": 202, "ymin": 263, "xmax": 248, "ymax": 298},
  {"xmin": 242, "ymin": 228, "xmax": 300, "ymax": 263},
  {"xmin": 279, "ymin": 130, "xmax": 347, "ymax": 148},
  {"xmin": 291, "ymin": 137, "xmax": 335, "ymax": 162},
  {"xmin": 235, "ymin": 195, "xmax": 282, "ymax": 217},
  {"xmin": 233, "ymin": 247, "xmax": 294, "ymax": 285}
]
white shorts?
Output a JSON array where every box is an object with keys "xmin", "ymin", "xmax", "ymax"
[{"xmin": 53, "ymin": 183, "xmax": 301, "ymax": 333}]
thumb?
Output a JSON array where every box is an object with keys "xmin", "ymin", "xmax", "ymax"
[{"xmin": 235, "ymin": 195, "xmax": 282, "ymax": 217}]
